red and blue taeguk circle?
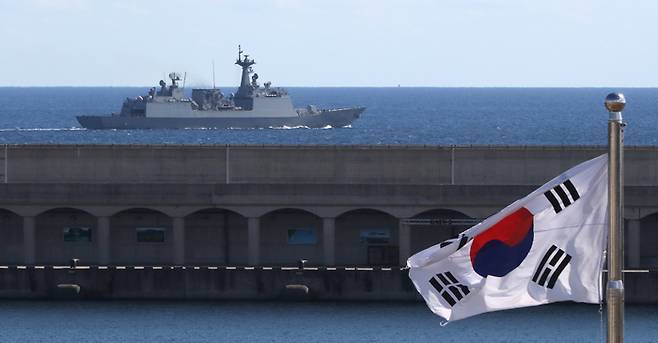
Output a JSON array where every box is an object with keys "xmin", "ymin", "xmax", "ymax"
[{"xmin": 469, "ymin": 208, "xmax": 534, "ymax": 278}]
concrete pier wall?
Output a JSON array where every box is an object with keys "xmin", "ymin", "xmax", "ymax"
[
  {"xmin": 0, "ymin": 145, "xmax": 616, "ymax": 185},
  {"xmin": 0, "ymin": 144, "xmax": 656, "ymax": 300}
]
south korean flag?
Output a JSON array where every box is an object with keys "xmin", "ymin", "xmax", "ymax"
[{"xmin": 408, "ymin": 155, "xmax": 608, "ymax": 322}]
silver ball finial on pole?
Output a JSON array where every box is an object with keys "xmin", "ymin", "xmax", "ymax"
[{"xmin": 605, "ymin": 92, "xmax": 626, "ymax": 113}]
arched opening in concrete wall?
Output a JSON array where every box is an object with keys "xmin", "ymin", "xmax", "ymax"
[
  {"xmin": 35, "ymin": 208, "xmax": 97, "ymax": 265},
  {"xmin": 110, "ymin": 208, "xmax": 172, "ymax": 265},
  {"xmin": 335, "ymin": 209, "xmax": 398, "ymax": 266},
  {"xmin": 639, "ymin": 212, "xmax": 658, "ymax": 268},
  {"xmin": 0, "ymin": 209, "xmax": 23, "ymax": 264},
  {"xmin": 410, "ymin": 209, "xmax": 473, "ymax": 256},
  {"xmin": 260, "ymin": 208, "xmax": 322, "ymax": 266},
  {"xmin": 184, "ymin": 208, "xmax": 247, "ymax": 265}
]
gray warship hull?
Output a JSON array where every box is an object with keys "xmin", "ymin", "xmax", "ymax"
[
  {"xmin": 77, "ymin": 107, "xmax": 364, "ymax": 130},
  {"xmin": 80, "ymin": 48, "xmax": 365, "ymax": 130}
]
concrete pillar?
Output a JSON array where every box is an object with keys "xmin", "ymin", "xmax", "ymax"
[
  {"xmin": 23, "ymin": 216, "xmax": 35, "ymax": 265},
  {"xmin": 398, "ymin": 219, "xmax": 411, "ymax": 266},
  {"xmin": 173, "ymin": 217, "xmax": 185, "ymax": 265},
  {"xmin": 627, "ymin": 219, "xmax": 641, "ymax": 268},
  {"xmin": 97, "ymin": 216, "xmax": 110, "ymax": 265},
  {"xmin": 322, "ymin": 217, "xmax": 336, "ymax": 266},
  {"xmin": 248, "ymin": 217, "xmax": 260, "ymax": 266}
]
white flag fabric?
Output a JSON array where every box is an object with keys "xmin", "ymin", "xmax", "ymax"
[{"xmin": 408, "ymin": 154, "xmax": 608, "ymax": 322}]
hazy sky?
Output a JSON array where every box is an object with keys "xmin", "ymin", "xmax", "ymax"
[{"xmin": 1, "ymin": 0, "xmax": 657, "ymax": 87}]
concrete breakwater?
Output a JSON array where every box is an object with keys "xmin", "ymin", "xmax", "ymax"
[{"xmin": 0, "ymin": 144, "xmax": 656, "ymax": 300}]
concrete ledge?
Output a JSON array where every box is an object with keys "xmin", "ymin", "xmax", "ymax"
[
  {"xmin": 1, "ymin": 144, "xmax": 655, "ymax": 186},
  {"xmin": 0, "ymin": 266, "xmax": 655, "ymax": 303}
]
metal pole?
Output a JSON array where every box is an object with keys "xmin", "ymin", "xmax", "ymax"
[{"xmin": 605, "ymin": 92, "xmax": 625, "ymax": 343}]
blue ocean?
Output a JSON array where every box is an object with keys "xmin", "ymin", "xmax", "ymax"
[
  {"xmin": 0, "ymin": 301, "xmax": 656, "ymax": 343},
  {"xmin": 0, "ymin": 87, "xmax": 656, "ymax": 145}
]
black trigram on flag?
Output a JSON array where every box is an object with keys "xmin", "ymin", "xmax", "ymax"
[
  {"xmin": 429, "ymin": 272, "xmax": 470, "ymax": 307},
  {"xmin": 544, "ymin": 179, "xmax": 580, "ymax": 214},
  {"xmin": 439, "ymin": 233, "xmax": 470, "ymax": 249},
  {"xmin": 532, "ymin": 245, "xmax": 572, "ymax": 289}
]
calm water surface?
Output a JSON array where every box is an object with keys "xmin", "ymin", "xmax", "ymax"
[
  {"xmin": 0, "ymin": 301, "xmax": 656, "ymax": 342},
  {"xmin": 0, "ymin": 87, "xmax": 656, "ymax": 145}
]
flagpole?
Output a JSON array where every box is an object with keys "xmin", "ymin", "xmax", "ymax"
[{"xmin": 605, "ymin": 92, "xmax": 625, "ymax": 343}]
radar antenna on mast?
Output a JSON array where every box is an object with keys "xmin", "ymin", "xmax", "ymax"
[
  {"xmin": 168, "ymin": 72, "xmax": 181, "ymax": 87},
  {"xmin": 168, "ymin": 72, "xmax": 181, "ymax": 81},
  {"xmin": 235, "ymin": 45, "xmax": 257, "ymax": 98}
]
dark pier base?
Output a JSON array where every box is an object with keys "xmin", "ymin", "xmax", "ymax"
[
  {"xmin": 0, "ymin": 266, "xmax": 415, "ymax": 301},
  {"xmin": 0, "ymin": 266, "xmax": 656, "ymax": 303}
]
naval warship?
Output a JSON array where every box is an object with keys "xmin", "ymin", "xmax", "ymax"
[{"xmin": 77, "ymin": 48, "xmax": 365, "ymax": 129}]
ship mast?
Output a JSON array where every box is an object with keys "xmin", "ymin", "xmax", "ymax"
[{"xmin": 235, "ymin": 45, "xmax": 255, "ymax": 98}]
